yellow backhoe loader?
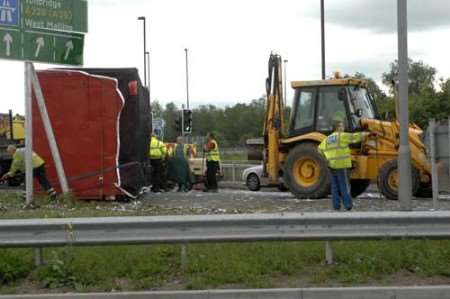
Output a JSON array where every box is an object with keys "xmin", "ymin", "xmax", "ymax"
[{"xmin": 258, "ymin": 53, "xmax": 431, "ymax": 200}]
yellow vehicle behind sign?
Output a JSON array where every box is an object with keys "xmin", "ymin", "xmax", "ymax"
[{"xmin": 261, "ymin": 53, "xmax": 431, "ymax": 200}]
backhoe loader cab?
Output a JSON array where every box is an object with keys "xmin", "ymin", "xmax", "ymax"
[
  {"xmin": 289, "ymin": 79, "xmax": 378, "ymax": 136},
  {"xmin": 262, "ymin": 53, "xmax": 431, "ymax": 200}
]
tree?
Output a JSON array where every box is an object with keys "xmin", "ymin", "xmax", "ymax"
[
  {"xmin": 382, "ymin": 59, "xmax": 437, "ymax": 96},
  {"xmin": 162, "ymin": 102, "xmax": 179, "ymax": 142},
  {"xmin": 150, "ymin": 100, "xmax": 163, "ymax": 117}
]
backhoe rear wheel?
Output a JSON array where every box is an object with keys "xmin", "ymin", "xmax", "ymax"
[
  {"xmin": 377, "ymin": 160, "xmax": 419, "ymax": 200},
  {"xmin": 283, "ymin": 143, "xmax": 330, "ymax": 199}
]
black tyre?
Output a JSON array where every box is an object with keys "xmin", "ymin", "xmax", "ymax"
[
  {"xmin": 350, "ymin": 179, "xmax": 371, "ymax": 198},
  {"xmin": 414, "ymin": 183, "xmax": 432, "ymax": 198},
  {"xmin": 377, "ymin": 160, "xmax": 419, "ymax": 200},
  {"xmin": 283, "ymin": 143, "xmax": 330, "ymax": 199},
  {"xmin": 246, "ymin": 173, "xmax": 261, "ymax": 191},
  {"xmin": 277, "ymin": 184, "xmax": 289, "ymax": 192}
]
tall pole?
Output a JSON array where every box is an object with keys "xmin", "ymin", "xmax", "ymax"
[
  {"xmin": 397, "ymin": 0, "xmax": 412, "ymax": 210},
  {"xmin": 137, "ymin": 16, "xmax": 147, "ymax": 87},
  {"xmin": 24, "ymin": 62, "xmax": 33, "ymax": 205},
  {"xmin": 283, "ymin": 59, "xmax": 288, "ymax": 108},
  {"xmin": 320, "ymin": 0, "xmax": 326, "ymax": 80},
  {"xmin": 184, "ymin": 48, "xmax": 190, "ymax": 109},
  {"xmin": 146, "ymin": 51, "xmax": 151, "ymax": 101},
  {"xmin": 320, "ymin": 0, "xmax": 332, "ymax": 264}
]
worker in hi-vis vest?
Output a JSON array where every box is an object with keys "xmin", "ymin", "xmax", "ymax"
[
  {"xmin": 318, "ymin": 120, "xmax": 371, "ymax": 211},
  {"xmin": 1, "ymin": 145, "xmax": 57, "ymax": 199},
  {"xmin": 149, "ymin": 134, "xmax": 167, "ymax": 193},
  {"xmin": 203, "ymin": 132, "xmax": 221, "ymax": 192}
]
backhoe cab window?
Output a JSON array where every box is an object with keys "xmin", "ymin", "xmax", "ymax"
[
  {"xmin": 317, "ymin": 86, "xmax": 348, "ymax": 132},
  {"xmin": 349, "ymin": 87, "xmax": 375, "ymax": 120},
  {"xmin": 293, "ymin": 89, "xmax": 315, "ymax": 131}
]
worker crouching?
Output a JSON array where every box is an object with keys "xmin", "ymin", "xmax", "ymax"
[
  {"xmin": 1, "ymin": 145, "xmax": 57, "ymax": 199},
  {"xmin": 318, "ymin": 121, "xmax": 370, "ymax": 211}
]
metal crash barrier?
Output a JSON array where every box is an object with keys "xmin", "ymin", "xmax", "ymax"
[{"xmin": 2, "ymin": 211, "xmax": 450, "ymax": 248}]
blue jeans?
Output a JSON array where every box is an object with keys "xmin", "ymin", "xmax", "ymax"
[{"xmin": 329, "ymin": 168, "xmax": 352, "ymax": 210}]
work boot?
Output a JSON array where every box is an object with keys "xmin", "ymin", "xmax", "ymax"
[{"xmin": 47, "ymin": 188, "xmax": 57, "ymax": 200}]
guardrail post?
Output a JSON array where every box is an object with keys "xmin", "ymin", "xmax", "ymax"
[
  {"xmin": 232, "ymin": 162, "xmax": 236, "ymax": 182},
  {"xmin": 448, "ymin": 116, "xmax": 450, "ymax": 194},
  {"xmin": 34, "ymin": 248, "xmax": 44, "ymax": 267},
  {"xmin": 430, "ymin": 119, "xmax": 439, "ymax": 210},
  {"xmin": 325, "ymin": 241, "xmax": 333, "ymax": 265},
  {"xmin": 181, "ymin": 243, "xmax": 188, "ymax": 270}
]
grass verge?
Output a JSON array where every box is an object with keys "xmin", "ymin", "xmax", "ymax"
[{"xmin": 0, "ymin": 240, "xmax": 450, "ymax": 294}]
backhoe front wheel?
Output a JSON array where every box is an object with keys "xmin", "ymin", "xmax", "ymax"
[
  {"xmin": 283, "ymin": 143, "xmax": 330, "ymax": 199},
  {"xmin": 377, "ymin": 160, "xmax": 419, "ymax": 200}
]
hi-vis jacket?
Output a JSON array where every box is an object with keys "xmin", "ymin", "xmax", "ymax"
[
  {"xmin": 318, "ymin": 132, "xmax": 364, "ymax": 169},
  {"xmin": 206, "ymin": 139, "xmax": 220, "ymax": 162},
  {"xmin": 149, "ymin": 137, "xmax": 167, "ymax": 159},
  {"xmin": 7, "ymin": 148, "xmax": 45, "ymax": 177}
]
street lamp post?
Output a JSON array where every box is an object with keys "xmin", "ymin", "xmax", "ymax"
[
  {"xmin": 184, "ymin": 48, "xmax": 190, "ymax": 109},
  {"xmin": 146, "ymin": 51, "xmax": 151, "ymax": 101},
  {"xmin": 137, "ymin": 16, "xmax": 147, "ymax": 87},
  {"xmin": 320, "ymin": 0, "xmax": 326, "ymax": 80}
]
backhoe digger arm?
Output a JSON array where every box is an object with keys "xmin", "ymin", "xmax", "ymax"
[{"xmin": 263, "ymin": 54, "xmax": 285, "ymax": 183}]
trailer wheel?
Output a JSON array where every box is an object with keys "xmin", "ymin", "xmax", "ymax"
[
  {"xmin": 350, "ymin": 179, "xmax": 371, "ymax": 198},
  {"xmin": 283, "ymin": 143, "xmax": 330, "ymax": 199},
  {"xmin": 377, "ymin": 160, "xmax": 419, "ymax": 200}
]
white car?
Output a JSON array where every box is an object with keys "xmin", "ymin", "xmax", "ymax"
[{"xmin": 242, "ymin": 165, "xmax": 288, "ymax": 192}]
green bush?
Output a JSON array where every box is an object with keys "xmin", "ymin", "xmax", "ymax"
[
  {"xmin": 36, "ymin": 249, "xmax": 78, "ymax": 289},
  {"xmin": 0, "ymin": 250, "xmax": 33, "ymax": 284}
]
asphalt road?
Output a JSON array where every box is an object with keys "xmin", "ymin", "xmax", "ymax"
[{"xmin": 141, "ymin": 184, "xmax": 450, "ymax": 214}]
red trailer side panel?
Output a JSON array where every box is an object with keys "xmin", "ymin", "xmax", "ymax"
[{"xmin": 33, "ymin": 70, "xmax": 124, "ymax": 199}]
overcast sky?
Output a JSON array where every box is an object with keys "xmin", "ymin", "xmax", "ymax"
[{"xmin": 1, "ymin": 0, "xmax": 450, "ymax": 114}]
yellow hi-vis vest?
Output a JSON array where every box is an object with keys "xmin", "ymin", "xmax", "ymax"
[
  {"xmin": 149, "ymin": 137, "xmax": 167, "ymax": 159},
  {"xmin": 206, "ymin": 139, "xmax": 220, "ymax": 162},
  {"xmin": 318, "ymin": 132, "xmax": 363, "ymax": 169},
  {"xmin": 7, "ymin": 148, "xmax": 45, "ymax": 177}
]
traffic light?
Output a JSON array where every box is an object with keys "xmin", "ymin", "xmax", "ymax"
[
  {"xmin": 175, "ymin": 116, "xmax": 182, "ymax": 133},
  {"xmin": 183, "ymin": 109, "xmax": 192, "ymax": 134}
]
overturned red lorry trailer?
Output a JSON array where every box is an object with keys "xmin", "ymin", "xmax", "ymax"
[{"xmin": 32, "ymin": 69, "xmax": 151, "ymax": 200}]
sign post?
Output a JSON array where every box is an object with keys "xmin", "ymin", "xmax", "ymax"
[
  {"xmin": 24, "ymin": 61, "xmax": 33, "ymax": 205},
  {"xmin": 0, "ymin": 0, "xmax": 87, "ymax": 204}
]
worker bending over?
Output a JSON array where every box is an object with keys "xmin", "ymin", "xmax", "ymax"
[
  {"xmin": 168, "ymin": 136, "xmax": 192, "ymax": 192},
  {"xmin": 149, "ymin": 134, "xmax": 167, "ymax": 193},
  {"xmin": 203, "ymin": 132, "xmax": 221, "ymax": 192},
  {"xmin": 319, "ymin": 121, "xmax": 371, "ymax": 211},
  {"xmin": 1, "ymin": 145, "xmax": 57, "ymax": 199}
]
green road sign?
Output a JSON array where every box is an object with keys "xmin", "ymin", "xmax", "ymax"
[
  {"xmin": 54, "ymin": 33, "xmax": 83, "ymax": 65},
  {"xmin": 23, "ymin": 0, "xmax": 88, "ymax": 33},
  {"xmin": 24, "ymin": 31, "xmax": 53, "ymax": 63},
  {"xmin": 0, "ymin": 0, "xmax": 86, "ymax": 65},
  {"xmin": 1, "ymin": 27, "xmax": 84, "ymax": 65},
  {"xmin": 0, "ymin": 27, "xmax": 21, "ymax": 59}
]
